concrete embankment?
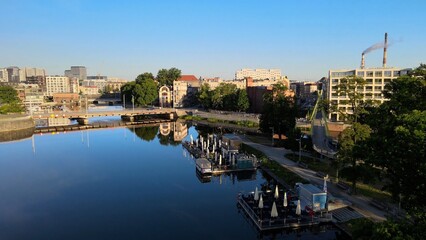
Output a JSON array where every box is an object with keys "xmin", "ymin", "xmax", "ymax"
[{"xmin": 0, "ymin": 114, "xmax": 35, "ymax": 142}]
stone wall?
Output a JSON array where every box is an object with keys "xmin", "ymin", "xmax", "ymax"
[{"xmin": 0, "ymin": 114, "xmax": 35, "ymax": 142}]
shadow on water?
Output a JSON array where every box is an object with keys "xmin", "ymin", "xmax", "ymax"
[{"xmin": 0, "ymin": 127, "xmax": 34, "ymax": 143}]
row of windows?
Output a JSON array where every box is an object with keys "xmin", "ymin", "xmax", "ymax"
[{"xmin": 331, "ymin": 78, "xmax": 392, "ymax": 84}]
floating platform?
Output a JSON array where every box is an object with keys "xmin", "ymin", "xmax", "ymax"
[{"xmin": 237, "ymin": 192, "xmax": 333, "ymax": 231}]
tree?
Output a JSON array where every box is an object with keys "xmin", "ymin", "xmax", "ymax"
[
  {"xmin": 337, "ymin": 122, "xmax": 372, "ymax": 192},
  {"xmin": 236, "ymin": 89, "xmax": 250, "ymax": 112},
  {"xmin": 197, "ymin": 83, "xmax": 212, "ymax": 109},
  {"xmin": 333, "ymin": 75, "xmax": 377, "ymax": 123},
  {"xmin": 0, "ymin": 86, "xmax": 24, "ymax": 114},
  {"xmin": 156, "ymin": 68, "xmax": 181, "ymax": 87},
  {"xmin": 367, "ymin": 67, "xmax": 426, "ymax": 213},
  {"xmin": 121, "ymin": 72, "xmax": 158, "ymax": 107},
  {"xmin": 260, "ymin": 83, "xmax": 297, "ymax": 142}
]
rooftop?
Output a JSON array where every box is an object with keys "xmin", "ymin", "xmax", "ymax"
[{"xmin": 178, "ymin": 75, "xmax": 198, "ymax": 81}]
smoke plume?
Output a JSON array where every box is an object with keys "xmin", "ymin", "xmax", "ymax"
[{"xmin": 362, "ymin": 37, "xmax": 401, "ymax": 54}]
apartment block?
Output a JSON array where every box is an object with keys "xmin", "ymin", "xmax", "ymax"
[
  {"xmin": 46, "ymin": 76, "xmax": 71, "ymax": 96},
  {"xmin": 235, "ymin": 68, "xmax": 283, "ymax": 81},
  {"xmin": 328, "ymin": 67, "xmax": 410, "ymax": 121}
]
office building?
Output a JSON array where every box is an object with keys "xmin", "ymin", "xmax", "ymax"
[
  {"xmin": 64, "ymin": 66, "xmax": 87, "ymax": 80},
  {"xmin": 235, "ymin": 68, "xmax": 283, "ymax": 81}
]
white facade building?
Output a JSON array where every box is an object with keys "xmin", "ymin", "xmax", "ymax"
[
  {"xmin": 46, "ymin": 76, "xmax": 70, "ymax": 96},
  {"xmin": 235, "ymin": 68, "xmax": 282, "ymax": 80},
  {"xmin": 328, "ymin": 67, "xmax": 410, "ymax": 121},
  {"xmin": 0, "ymin": 68, "xmax": 8, "ymax": 82}
]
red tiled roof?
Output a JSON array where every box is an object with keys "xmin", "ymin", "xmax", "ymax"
[{"xmin": 177, "ymin": 75, "xmax": 198, "ymax": 81}]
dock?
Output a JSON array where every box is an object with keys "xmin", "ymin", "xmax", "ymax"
[{"xmin": 237, "ymin": 191, "xmax": 333, "ymax": 231}]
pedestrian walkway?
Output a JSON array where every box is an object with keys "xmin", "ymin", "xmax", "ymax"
[{"xmin": 238, "ymin": 135, "xmax": 387, "ymax": 222}]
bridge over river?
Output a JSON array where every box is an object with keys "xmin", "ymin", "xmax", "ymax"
[{"xmin": 33, "ymin": 108, "xmax": 177, "ymax": 125}]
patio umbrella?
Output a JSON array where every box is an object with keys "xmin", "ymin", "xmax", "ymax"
[
  {"xmin": 254, "ymin": 187, "xmax": 259, "ymax": 201},
  {"xmin": 274, "ymin": 185, "xmax": 279, "ymax": 199},
  {"xmin": 283, "ymin": 192, "xmax": 288, "ymax": 207},
  {"xmin": 296, "ymin": 200, "xmax": 301, "ymax": 216},
  {"xmin": 271, "ymin": 201, "xmax": 278, "ymax": 218},
  {"xmin": 219, "ymin": 155, "xmax": 222, "ymax": 165},
  {"xmin": 258, "ymin": 194, "xmax": 264, "ymax": 209}
]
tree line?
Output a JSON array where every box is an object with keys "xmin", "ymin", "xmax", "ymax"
[
  {"xmin": 197, "ymin": 82, "xmax": 250, "ymax": 112},
  {"xmin": 0, "ymin": 86, "xmax": 24, "ymax": 114},
  {"xmin": 333, "ymin": 64, "xmax": 426, "ymax": 238},
  {"xmin": 121, "ymin": 68, "xmax": 181, "ymax": 106}
]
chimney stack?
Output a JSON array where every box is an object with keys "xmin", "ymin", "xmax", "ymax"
[
  {"xmin": 383, "ymin": 32, "xmax": 388, "ymax": 68},
  {"xmin": 361, "ymin": 53, "xmax": 365, "ymax": 69}
]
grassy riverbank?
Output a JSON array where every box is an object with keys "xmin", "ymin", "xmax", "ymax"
[{"xmin": 180, "ymin": 115, "xmax": 259, "ymax": 128}]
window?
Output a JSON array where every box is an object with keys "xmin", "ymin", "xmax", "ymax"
[
  {"xmin": 384, "ymin": 79, "xmax": 391, "ymax": 84},
  {"xmin": 375, "ymin": 79, "xmax": 382, "ymax": 84},
  {"xmin": 366, "ymin": 79, "xmax": 373, "ymax": 84},
  {"xmin": 375, "ymin": 71, "xmax": 383, "ymax": 77},
  {"xmin": 332, "ymin": 79, "xmax": 339, "ymax": 84},
  {"xmin": 393, "ymin": 71, "xmax": 400, "ymax": 77},
  {"xmin": 384, "ymin": 71, "xmax": 391, "ymax": 77},
  {"xmin": 366, "ymin": 71, "xmax": 374, "ymax": 77},
  {"xmin": 374, "ymin": 86, "xmax": 382, "ymax": 91},
  {"xmin": 357, "ymin": 71, "xmax": 365, "ymax": 77},
  {"xmin": 366, "ymin": 86, "xmax": 373, "ymax": 91}
]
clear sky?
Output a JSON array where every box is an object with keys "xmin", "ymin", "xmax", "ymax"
[{"xmin": 1, "ymin": 0, "xmax": 425, "ymax": 81}]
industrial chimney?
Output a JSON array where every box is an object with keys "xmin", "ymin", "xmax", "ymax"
[
  {"xmin": 361, "ymin": 53, "xmax": 365, "ymax": 69},
  {"xmin": 383, "ymin": 32, "xmax": 388, "ymax": 68}
]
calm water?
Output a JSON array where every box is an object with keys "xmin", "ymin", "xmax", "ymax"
[{"xmin": 0, "ymin": 125, "xmax": 342, "ymax": 240}]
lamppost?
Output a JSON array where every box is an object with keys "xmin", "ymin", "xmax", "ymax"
[
  {"xmin": 123, "ymin": 94, "xmax": 126, "ymax": 110},
  {"xmin": 132, "ymin": 95, "xmax": 135, "ymax": 113}
]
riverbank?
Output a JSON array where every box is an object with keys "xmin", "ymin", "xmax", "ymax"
[{"xmin": 0, "ymin": 114, "xmax": 35, "ymax": 142}]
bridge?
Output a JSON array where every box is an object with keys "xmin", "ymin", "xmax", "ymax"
[{"xmin": 33, "ymin": 108, "xmax": 177, "ymax": 125}]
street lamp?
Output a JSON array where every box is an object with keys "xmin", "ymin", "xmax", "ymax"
[{"xmin": 132, "ymin": 95, "xmax": 135, "ymax": 113}]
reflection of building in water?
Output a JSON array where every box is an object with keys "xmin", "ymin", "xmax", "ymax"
[
  {"xmin": 158, "ymin": 121, "xmax": 188, "ymax": 142},
  {"xmin": 173, "ymin": 121, "xmax": 188, "ymax": 142},
  {"xmin": 159, "ymin": 122, "xmax": 171, "ymax": 136},
  {"xmin": 48, "ymin": 118, "xmax": 71, "ymax": 126}
]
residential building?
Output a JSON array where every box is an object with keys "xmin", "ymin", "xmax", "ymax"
[
  {"xmin": 82, "ymin": 79, "xmax": 107, "ymax": 92},
  {"xmin": 46, "ymin": 76, "xmax": 71, "ymax": 96},
  {"xmin": 64, "ymin": 66, "xmax": 87, "ymax": 80},
  {"xmin": 235, "ymin": 68, "xmax": 283, "ymax": 81},
  {"xmin": 79, "ymin": 86, "xmax": 100, "ymax": 95},
  {"xmin": 328, "ymin": 67, "xmax": 411, "ymax": 121},
  {"xmin": 106, "ymin": 78, "xmax": 127, "ymax": 92},
  {"xmin": 0, "ymin": 68, "xmax": 8, "ymax": 82},
  {"xmin": 173, "ymin": 75, "xmax": 200, "ymax": 108}
]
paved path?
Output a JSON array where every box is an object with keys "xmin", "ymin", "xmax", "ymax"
[{"xmin": 239, "ymin": 135, "xmax": 387, "ymax": 222}]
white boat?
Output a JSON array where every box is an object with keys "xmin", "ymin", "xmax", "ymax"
[{"xmin": 196, "ymin": 158, "xmax": 212, "ymax": 175}]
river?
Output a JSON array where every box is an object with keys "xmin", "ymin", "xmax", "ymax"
[{"xmin": 0, "ymin": 123, "xmax": 345, "ymax": 239}]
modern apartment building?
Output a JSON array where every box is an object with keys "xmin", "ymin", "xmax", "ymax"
[
  {"xmin": 235, "ymin": 68, "xmax": 283, "ymax": 81},
  {"xmin": 0, "ymin": 68, "xmax": 8, "ymax": 82},
  {"xmin": 327, "ymin": 67, "xmax": 411, "ymax": 121},
  {"xmin": 46, "ymin": 76, "xmax": 71, "ymax": 96}
]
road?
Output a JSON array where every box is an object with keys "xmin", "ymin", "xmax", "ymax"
[
  {"xmin": 311, "ymin": 111, "xmax": 337, "ymax": 158},
  {"xmin": 239, "ymin": 135, "xmax": 387, "ymax": 222}
]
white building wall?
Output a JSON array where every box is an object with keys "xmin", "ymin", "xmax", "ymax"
[{"xmin": 46, "ymin": 76, "xmax": 71, "ymax": 96}]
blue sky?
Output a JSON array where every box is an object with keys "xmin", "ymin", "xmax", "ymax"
[{"xmin": 1, "ymin": 0, "xmax": 425, "ymax": 81}]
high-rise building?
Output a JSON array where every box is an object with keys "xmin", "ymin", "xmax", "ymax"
[
  {"xmin": 327, "ymin": 67, "xmax": 411, "ymax": 121},
  {"xmin": 64, "ymin": 66, "xmax": 87, "ymax": 80},
  {"xmin": 46, "ymin": 76, "xmax": 71, "ymax": 96},
  {"xmin": 6, "ymin": 66, "xmax": 20, "ymax": 83},
  {"xmin": 235, "ymin": 68, "xmax": 283, "ymax": 81}
]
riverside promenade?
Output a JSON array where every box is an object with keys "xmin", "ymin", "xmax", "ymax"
[{"xmin": 238, "ymin": 135, "xmax": 388, "ymax": 222}]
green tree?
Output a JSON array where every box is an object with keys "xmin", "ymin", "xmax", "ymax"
[
  {"xmin": 236, "ymin": 89, "xmax": 250, "ymax": 112},
  {"xmin": 367, "ymin": 71, "xmax": 426, "ymax": 212},
  {"xmin": 333, "ymin": 75, "xmax": 377, "ymax": 123},
  {"xmin": 156, "ymin": 68, "xmax": 182, "ymax": 87},
  {"xmin": 337, "ymin": 122, "xmax": 372, "ymax": 192},
  {"xmin": 121, "ymin": 73, "xmax": 158, "ymax": 107},
  {"xmin": 0, "ymin": 86, "xmax": 24, "ymax": 114},
  {"xmin": 197, "ymin": 83, "xmax": 212, "ymax": 109},
  {"xmin": 260, "ymin": 83, "xmax": 297, "ymax": 142}
]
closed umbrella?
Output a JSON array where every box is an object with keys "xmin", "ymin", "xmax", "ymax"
[
  {"xmin": 254, "ymin": 187, "xmax": 259, "ymax": 201},
  {"xmin": 258, "ymin": 194, "xmax": 264, "ymax": 209},
  {"xmin": 296, "ymin": 200, "xmax": 301, "ymax": 216},
  {"xmin": 274, "ymin": 185, "xmax": 279, "ymax": 199},
  {"xmin": 323, "ymin": 175, "xmax": 328, "ymax": 193},
  {"xmin": 283, "ymin": 192, "xmax": 288, "ymax": 207},
  {"xmin": 190, "ymin": 135, "xmax": 193, "ymax": 145},
  {"xmin": 271, "ymin": 201, "xmax": 278, "ymax": 218}
]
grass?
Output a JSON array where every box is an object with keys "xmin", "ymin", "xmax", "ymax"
[
  {"xmin": 241, "ymin": 143, "xmax": 308, "ymax": 186},
  {"xmin": 351, "ymin": 181, "xmax": 392, "ymax": 201},
  {"xmin": 285, "ymin": 153, "xmax": 337, "ymax": 177}
]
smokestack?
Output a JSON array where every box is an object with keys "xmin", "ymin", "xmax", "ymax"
[
  {"xmin": 361, "ymin": 53, "xmax": 365, "ymax": 69},
  {"xmin": 383, "ymin": 32, "xmax": 388, "ymax": 68}
]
